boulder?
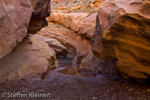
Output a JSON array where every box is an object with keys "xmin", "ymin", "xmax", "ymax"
[
  {"xmin": 71, "ymin": 12, "xmax": 97, "ymax": 39},
  {"xmin": 0, "ymin": 0, "xmax": 51, "ymax": 59},
  {"xmin": 37, "ymin": 35, "xmax": 68, "ymax": 56},
  {"xmin": 38, "ymin": 22, "xmax": 91, "ymax": 64},
  {"xmin": 0, "ymin": 35, "xmax": 57, "ymax": 82},
  {"xmin": 79, "ymin": 51, "xmax": 120, "ymax": 76},
  {"xmin": 0, "ymin": 0, "xmax": 31, "ymax": 59},
  {"xmin": 92, "ymin": 0, "xmax": 150, "ymax": 78},
  {"xmin": 39, "ymin": 17, "xmax": 119, "ymax": 77}
]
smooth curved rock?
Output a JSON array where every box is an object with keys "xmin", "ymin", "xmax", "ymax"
[
  {"xmin": 38, "ymin": 22, "xmax": 118, "ymax": 77},
  {"xmin": 0, "ymin": 35, "xmax": 57, "ymax": 82},
  {"xmin": 38, "ymin": 22, "xmax": 91, "ymax": 64},
  {"xmin": 71, "ymin": 12, "xmax": 97, "ymax": 39},
  {"xmin": 0, "ymin": 0, "xmax": 51, "ymax": 59},
  {"xmin": 37, "ymin": 35, "xmax": 68, "ymax": 56},
  {"xmin": 92, "ymin": 0, "xmax": 150, "ymax": 78},
  {"xmin": 48, "ymin": 12, "xmax": 97, "ymax": 39}
]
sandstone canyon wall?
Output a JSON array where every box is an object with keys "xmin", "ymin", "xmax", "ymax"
[
  {"xmin": 41, "ymin": 10, "xmax": 120, "ymax": 76},
  {"xmin": 0, "ymin": 0, "xmax": 51, "ymax": 59},
  {"xmin": 0, "ymin": 0, "xmax": 32, "ymax": 59},
  {"xmin": 27, "ymin": 0, "xmax": 51, "ymax": 34},
  {"xmin": 92, "ymin": 0, "xmax": 150, "ymax": 78},
  {"xmin": 0, "ymin": 0, "xmax": 56, "ymax": 82}
]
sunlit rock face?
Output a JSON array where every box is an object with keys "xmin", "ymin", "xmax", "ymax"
[
  {"xmin": 0, "ymin": 35, "xmax": 57, "ymax": 83},
  {"xmin": 90, "ymin": 0, "xmax": 105, "ymax": 10},
  {"xmin": 38, "ymin": 22, "xmax": 91, "ymax": 64},
  {"xmin": 0, "ymin": 0, "xmax": 51, "ymax": 59},
  {"xmin": 40, "ymin": 13, "xmax": 119, "ymax": 76},
  {"xmin": 48, "ymin": 12, "xmax": 97, "ymax": 39},
  {"xmin": 92, "ymin": 0, "xmax": 150, "ymax": 78},
  {"xmin": 52, "ymin": 0, "xmax": 74, "ymax": 4},
  {"xmin": 0, "ymin": 0, "xmax": 52, "ymax": 82}
]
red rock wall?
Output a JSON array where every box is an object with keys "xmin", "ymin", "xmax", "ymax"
[
  {"xmin": 0, "ymin": 0, "xmax": 51, "ymax": 59},
  {"xmin": 92, "ymin": 0, "xmax": 150, "ymax": 78},
  {"xmin": 52, "ymin": 0, "xmax": 74, "ymax": 3}
]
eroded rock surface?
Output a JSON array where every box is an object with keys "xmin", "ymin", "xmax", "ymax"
[
  {"xmin": 48, "ymin": 13, "xmax": 89, "ymax": 28},
  {"xmin": 27, "ymin": 0, "xmax": 51, "ymax": 34},
  {"xmin": 92, "ymin": 0, "xmax": 150, "ymax": 78},
  {"xmin": 71, "ymin": 12, "xmax": 97, "ymax": 39},
  {"xmin": 0, "ymin": 0, "xmax": 51, "ymax": 59},
  {"xmin": 38, "ymin": 22, "xmax": 91, "ymax": 64},
  {"xmin": 0, "ymin": 35, "xmax": 56, "ymax": 83},
  {"xmin": 90, "ymin": 0, "xmax": 105, "ymax": 10},
  {"xmin": 79, "ymin": 51, "xmax": 120, "ymax": 76},
  {"xmin": 52, "ymin": 0, "xmax": 74, "ymax": 4},
  {"xmin": 48, "ymin": 12, "xmax": 97, "ymax": 39},
  {"xmin": 0, "ymin": 0, "xmax": 31, "ymax": 59},
  {"xmin": 37, "ymin": 35, "xmax": 68, "ymax": 56},
  {"xmin": 38, "ymin": 20, "xmax": 118, "ymax": 76}
]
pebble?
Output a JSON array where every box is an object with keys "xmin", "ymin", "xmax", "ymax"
[
  {"xmin": 147, "ymin": 89, "xmax": 150, "ymax": 93},
  {"xmin": 93, "ymin": 97, "xmax": 97, "ymax": 99},
  {"xmin": 128, "ymin": 88, "xmax": 134, "ymax": 92},
  {"xmin": 111, "ymin": 88, "xmax": 115, "ymax": 91},
  {"xmin": 37, "ymin": 90, "xmax": 44, "ymax": 92},
  {"xmin": 95, "ymin": 92, "xmax": 99, "ymax": 96}
]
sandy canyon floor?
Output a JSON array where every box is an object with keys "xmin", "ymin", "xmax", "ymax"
[{"xmin": 0, "ymin": 55, "xmax": 150, "ymax": 100}]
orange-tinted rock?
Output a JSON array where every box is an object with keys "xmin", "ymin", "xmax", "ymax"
[
  {"xmin": 62, "ymin": 10, "xmax": 69, "ymax": 13},
  {"xmin": 90, "ymin": 0, "xmax": 105, "ymax": 10},
  {"xmin": 0, "ymin": 0, "xmax": 51, "ymax": 59},
  {"xmin": 38, "ymin": 22, "xmax": 117, "ymax": 76},
  {"xmin": 38, "ymin": 22, "xmax": 91, "ymax": 64},
  {"xmin": 92, "ymin": 0, "xmax": 150, "ymax": 78},
  {"xmin": 52, "ymin": 0, "xmax": 74, "ymax": 4},
  {"xmin": 71, "ymin": 12, "xmax": 97, "ymax": 39},
  {"xmin": 71, "ymin": 6, "xmax": 83, "ymax": 11},
  {"xmin": 51, "ymin": 10, "xmax": 69, "ymax": 13},
  {"xmin": 48, "ymin": 13, "xmax": 89, "ymax": 28},
  {"xmin": 0, "ymin": 35, "xmax": 57, "ymax": 82},
  {"xmin": 51, "ymin": 10, "xmax": 57, "ymax": 13},
  {"xmin": 48, "ymin": 12, "xmax": 97, "ymax": 39},
  {"xmin": 56, "ymin": 6, "xmax": 70, "ymax": 10}
]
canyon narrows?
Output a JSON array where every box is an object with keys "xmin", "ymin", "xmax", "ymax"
[{"xmin": 0, "ymin": 0, "xmax": 150, "ymax": 100}]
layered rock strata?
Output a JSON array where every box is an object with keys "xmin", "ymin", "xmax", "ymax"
[{"xmin": 92, "ymin": 0, "xmax": 150, "ymax": 78}]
